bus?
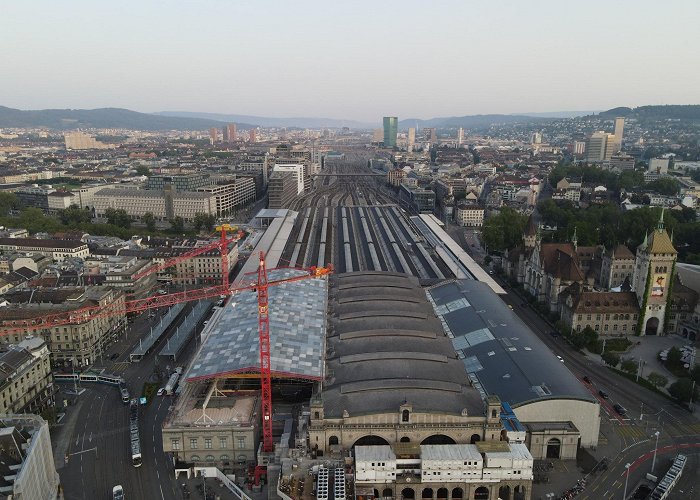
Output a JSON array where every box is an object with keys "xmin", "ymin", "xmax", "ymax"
[{"xmin": 131, "ymin": 434, "xmax": 142, "ymax": 467}]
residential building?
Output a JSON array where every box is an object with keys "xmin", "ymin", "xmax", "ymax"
[
  {"xmin": 606, "ymin": 154, "xmax": 635, "ymax": 172},
  {"xmin": 145, "ymin": 173, "xmax": 212, "ymax": 191},
  {"xmin": 83, "ymin": 255, "xmax": 157, "ymax": 299},
  {"xmin": 248, "ymin": 129, "xmax": 257, "ymax": 143},
  {"xmin": 196, "ymin": 178, "xmax": 256, "ymax": 215},
  {"xmin": 272, "ymin": 164, "xmax": 305, "ymax": 194},
  {"xmin": 585, "ymin": 131, "xmax": 615, "ymax": 162},
  {"xmin": 223, "ymin": 123, "xmax": 237, "ymax": 142},
  {"xmin": 0, "ymin": 415, "xmax": 60, "ymax": 500},
  {"xmin": 267, "ymin": 171, "xmax": 298, "ymax": 209},
  {"xmin": 614, "ymin": 116, "xmax": 625, "ymax": 149},
  {"xmin": 152, "ymin": 241, "xmax": 238, "ymax": 286},
  {"xmin": 666, "ymin": 270, "xmax": 699, "ymax": 340},
  {"xmin": 14, "ymin": 185, "xmax": 53, "ymax": 211},
  {"xmin": 383, "ymin": 117, "xmax": 398, "ymax": 148},
  {"xmin": 209, "ymin": 127, "xmax": 218, "ymax": 143},
  {"xmin": 399, "ymin": 185, "xmax": 435, "ymax": 213},
  {"xmin": 0, "ymin": 287, "xmax": 127, "ymax": 368},
  {"xmin": 64, "ymin": 132, "xmax": 112, "ymax": 150},
  {"xmin": 648, "ymin": 158, "xmax": 670, "ymax": 176},
  {"xmin": 47, "ymin": 191, "xmax": 76, "ymax": 213},
  {"xmin": 0, "ymin": 238, "xmax": 89, "ymax": 262},
  {"xmin": 0, "ymin": 337, "xmax": 54, "ymax": 415},
  {"xmin": 454, "ymin": 204, "xmax": 484, "ymax": 227},
  {"xmin": 424, "ymin": 127, "xmax": 437, "ymax": 143},
  {"xmin": 553, "ymin": 177, "xmax": 581, "ymax": 203},
  {"xmin": 387, "ymin": 168, "xmax": 406, "ymax": 187}
]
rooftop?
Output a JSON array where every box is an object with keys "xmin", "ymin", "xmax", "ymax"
[
  {"xmin": 426, "ymin": 280, "xmax": 594, "ymax": 408},
  {"xmin": 186, "ymin": 268, "xmax": 327, "ymax": 382},
  {"xmin": 323, "ymin": 272, "xmax": 483, "ymax": 418}
]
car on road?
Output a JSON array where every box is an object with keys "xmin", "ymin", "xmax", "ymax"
[
  {"xmin": 109, "ymin": 352, "xmax": 120, "ymax": 361},
  {"xmin": 598, "ymin": 389, "xmax": 610, "ymax": 399},
  {"xmin": 556, "ymin": 355, "xmax": 564, "ymax": 363},
  {"xmin": 113, "ymin": 485, "xmax": 124, "ymax": 500},
  {"xmin": 613, "ymin": 403, "xmax": 627, "ymax": 416},
  {"xmin": 157, "ymin": 388, "xmax": 166, "ymax": 396},
  {"xmin": 583, "ymin": 375, "xmax": 591, "ymax": 383}
]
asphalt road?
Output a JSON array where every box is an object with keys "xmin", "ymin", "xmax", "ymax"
[
  {"xmin": 488, "ymin": 272, "xmax": 700, "ymax": 499},
  {"xmin": 56, "ymin": 305, "xmax": 207, "ymax": 500}
]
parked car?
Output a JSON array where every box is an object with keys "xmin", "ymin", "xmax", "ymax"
[
  {"xmin": 109, "ymin": 353, "xmax": 120, "ymax": 361},
  {"xmin": 583, "ymin": 375, "xmax": 591, "ymax": 384},
  {"xmin": 598, "ymin": 389, "xmax": 610, "ymax": 399},
  {"xmin": 613, "ymin": 403, "xmax": 627, "ymax": 416},
  {"xmin": 556, "ymin": 355, "xmax": 565, "ymax": 363},
  {"xmin": 113, "ymin": 485, "xmax": 124, "ymax": 500},
  {"xmin": 157, "ymin": 388, "xmax": 165, "ymax": 396}
]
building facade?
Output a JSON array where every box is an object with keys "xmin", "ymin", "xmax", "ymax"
[
  {"xmin": 0, "ymin": 337, "xmax": 54, "ymax": 415},
  {"xmin": 454, "ymin": 204, "xmax": 484, "ymax": 227},
  {"xmin": 0, "ymin": 238, "xmax": 89, "ymax": 262},
  {"xmin": 383, "ymin": 117, "xmax": 398, "ymax": 148}
]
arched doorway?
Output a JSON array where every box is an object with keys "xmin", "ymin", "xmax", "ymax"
[
  {"xmin": 513, "ymin": 485, "xmax": 526, "ymax": 500},
  {"xmin": 437, "ymin": 488, "xmax": 448, "ymax": 499},
  {"xmin": 500, "ymin": 429, "xmax": 509, "ymax": 442},
  {"xmin": 546, "ymin": 438, "xmax": 561, "ymax": 459},
  {"xmin": 421, "ymin": 488, "xmax": 433, "ymax": 499},
  {"xmin": 329, "ymin": 436, "xmax": 339, "ymax": 446},
  {"xmin": 452, "ymin": 488, "xmax": 463, "ymax": 499},
  {"xmin": 470, "ymin": 433, "xmax": 481, "ymax": 444},
  {"xmin": 353, "ymin": 435, "xmax": 390, "ymax": 447},
  {"xmin": 474, "ymin": 486, "xmax": 489, "ymax": 500},
  {"xmin": 645, "ymin": 317, "xmax": 659, "ymax": 335},
  {"xmin": 400, "ymin": 436, "xmax": 411, "ymax": 443},
  {"xmin": 498, "ymin": 485, "xmax": 510, "ymax": 500},
  {"xmin": 421, "ymin": 435, "xmax": 456, "ymax": 445},
  {"xmin": 402, "ymin": 488, "xmax": 415, "ymax": 500},
  {"xmin": 383, "ymin": 488, "xmax": 393, "ymax": 499},
  {"xmin": 374, "ymin": 490, "xmax": 380, "ymax": 499}
]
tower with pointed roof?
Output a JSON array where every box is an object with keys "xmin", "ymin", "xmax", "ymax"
[{"xmin": 632, "ymin": 209, "xmax": 677, "ymax": 335}]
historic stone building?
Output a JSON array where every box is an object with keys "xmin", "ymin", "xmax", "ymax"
[{"xmin": 631, "ymin": 213, "xmax": 677, "ymax": 336}]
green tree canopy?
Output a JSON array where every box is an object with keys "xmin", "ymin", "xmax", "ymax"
[
  {"xmin": 481, "ymin": 208, "xmax": 528, "ymax": 253},
  {"xmin": 0, "ymin": 192, "xmax": 19, "ymax": 216},
  {"xmin": 60, "ymin": 205, "xmax": 91, "ymax": 226},
  {"xmin": 170, "ymin": 216, "xmax": 185, "ymax": 233},
  {"xmin": 646, "ymin": 372, "xmax": 668, "ymax": 389},
  {"xmin": 104, "ymin": 208, "xmax": 131, "ymax": 228},
  {"xmin": 668, "ymin": 378, "xmax": 698, "ymax": 402},
  {"xmin": 142, "ymin": 212, "xmax": 156, "ymax": 232},
  {"xmin": 135, "ymin": 165, "xmax": 152, "ymax": 177}
]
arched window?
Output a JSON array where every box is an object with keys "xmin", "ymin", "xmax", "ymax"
[
  {"xmin": 402, "ymin": 410, "xmax": 410, "ymax": 422},
  {"xmin": 329, "ymin": 436, "xmax": 339, "ymax": 446},
  {"xmin": 205, "ymin": 455, "xmax": 215, "ymax": 462},
  {"xmin": 221, "ymin": 455, "xmax": 230, "ymax": 461},
  {"xmin": 191, "ymin": 455, "xmax": 201, "ymax": 461},
  {"xmin": 400, "ymin": 436, "xmax": 411, "ymax": 443}
]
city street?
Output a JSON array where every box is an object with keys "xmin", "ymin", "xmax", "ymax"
[
  {"xmin": 487, "ymin": 273, "xmax": 700, "ymax": 499},
  {"xmin": 52, "ymin": 305, "xmax": 206, "ymax": 499}
]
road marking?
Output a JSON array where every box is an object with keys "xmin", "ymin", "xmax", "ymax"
[
  {"xmin": 159, "ymin": 484, "xmax": 165, "ymax": 500},
  {"xmin": 603, "ymin": 490, "xmax": 608, "ymax": 496}
]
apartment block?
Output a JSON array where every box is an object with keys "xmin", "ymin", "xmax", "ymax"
[{"xmin": 0, "ymin": 337, "xmax": 54, "ymax": 415}]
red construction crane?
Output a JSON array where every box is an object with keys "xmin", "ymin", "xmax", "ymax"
[{"xmin": 0, "ymin": 223, "xmax": 332, "ymax": 455}]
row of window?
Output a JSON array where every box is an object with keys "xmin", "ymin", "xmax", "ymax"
[
  {"xmin": 171, "ymin": 436, "xmax": 246, "ymax": 450},
  {"xmin": 577, "ymin": 323, "xmax": 635, "ymax": 332},
  {"xmin": 577, "ymin": 313, "xmax": 637, "ymax": 321}
]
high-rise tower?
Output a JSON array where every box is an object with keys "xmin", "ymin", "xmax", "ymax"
[{"xmin": 383, "ymin": 117, "xmax": 398, "ymax": 148}]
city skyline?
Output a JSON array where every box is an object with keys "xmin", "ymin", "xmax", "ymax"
[{"xmin": 2, "ymin": 0, "xmax": 699, "ymax": 122}]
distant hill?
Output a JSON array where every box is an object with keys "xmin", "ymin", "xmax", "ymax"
[
  {"xmin": 0, "ymin": 106, "xmax": 230, "ymax": 131},
  {"xmin": 155, "ymin": 111, "xmax": 374, "ymax": 129},
  {"xmin": 597, "ymin": 105, "xmax": 700, "ymax": 120},
  {"xmin": 398, "ymin": 114, "xmax": 552, "ymax": 129}
]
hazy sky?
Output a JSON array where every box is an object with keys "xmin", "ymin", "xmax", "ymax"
[{"xmin": 3, "ymin": 0, "xmax": 699, "ymax": 123}]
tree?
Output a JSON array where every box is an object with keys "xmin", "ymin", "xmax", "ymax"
[
  {"xmin": 142, "ymin": 212, "xmax": 156, "ymax": 232},
  {"xmin": 645, "ymin": 178, "xmax": 680, "ymax": 196},
  {"xmin": 481, "ymin": 208, "xmax": 528, "ymax": 253},
  {"xmin": 0, "ymin": 192, "xmax": 18, "ymax": 216},
  {"xmin": 170, "ymin": 216, "xmax": 184, "ymax": 233},
  {"xmin": 192, "ymin": 213, "xmax": 216, "ymax": 233},
  {"xmin": 620, "ymin": 358, "xmax": 638, "ymax": 374},
  {"xmin": 135, "ymin": 165, "xmax": 152, "ymax": 177},
  {"xmin": 60, "ymin": 205, "xmax": 91, "ymax": 226},
  {"xmin": 601, "ymin": 352, "xmax": 620, "ymax": 367},
  {"xmin": 668, "ymin": 378, "xmax": 698, "ymax": 402},
  {"xmin": 104, "ymin": 208, "xmax": 131, "ymax": 229},
  {"xmin": 690, "ymin": 364, "xmax": 700, "ymax": 384},
  {"xmin": 647, "ymin": 372, "xmax": 668, "ymax": 389},
  {"xmin": 666, "ymin": 346, "xmax": 682, "ymax": 368}
]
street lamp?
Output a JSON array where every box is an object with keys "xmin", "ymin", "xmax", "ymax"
[
  {"xmin": 623, "ymin": 463, "xmax": 631, "ymax": 500},
  {"xmin": 651, "ymin": 431, "xmax": 660, "ymax": 474}
]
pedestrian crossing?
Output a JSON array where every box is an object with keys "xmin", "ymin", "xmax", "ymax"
[
  {"xmin": 614, "ymin": 422, "xmax": 700, "ymax": 439},
  {"xmin": 110, "ymin": 362, "xmax": 130, "ymax": 373}
]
